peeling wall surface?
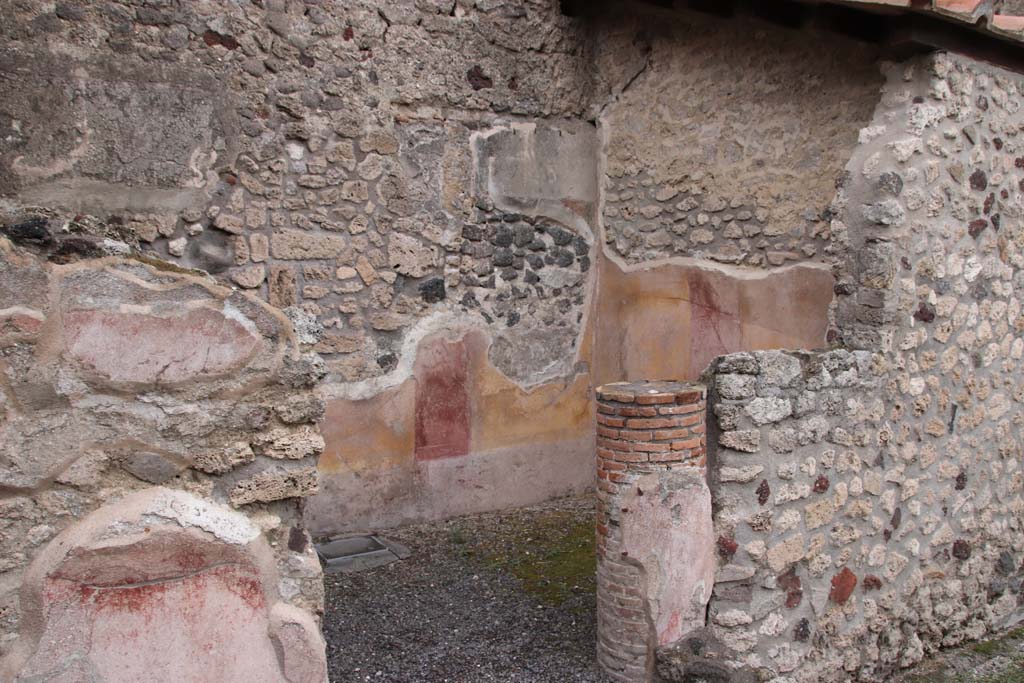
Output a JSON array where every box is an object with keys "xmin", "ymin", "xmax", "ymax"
[
  {"xmin": 0, "ymin": 239, "xmax": 328, "ymax": 680},
  {"xmin": 3, "ymin": 0, "xmax": 1024, "ymax": 680},
  {"xmin": 0, "ymin": 0, "xmax": 857, "ymax": 537},
  {"xmin": 595, "ymin": 381, "xmax": 714, "ymax": 682}
]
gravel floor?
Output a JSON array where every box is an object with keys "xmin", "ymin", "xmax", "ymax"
[
  {"xmin": 320, "ymin": 495, "xmax": 1024, "ymax": 683},
  {"xmin": 322, "ymin": 496, "xmax": 610, "ymax": 683}
]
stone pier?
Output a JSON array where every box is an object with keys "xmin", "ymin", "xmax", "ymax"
[{"xmin": 595, "ymin": 381, "xmax": 716, "ymax": 682}]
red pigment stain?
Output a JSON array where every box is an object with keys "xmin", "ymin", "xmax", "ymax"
[
  {"xmin": 221, "ymin": 571, "xmax": 265, "ymax": 610},
  {"xmin": 171, "ymin": 546, "xmax": 211, "ymax": 573},
  {"xmin": 687, "ymin": 272, "xmax": 741, "ymax": 376},
  {"xmin": 46, "ymin": 565, "xmax": 265, "ymax": 632},
  {"xmin": 5, "ymin": 312, "xmax": 44, "ymax": 334},
  {"xmin": 92, "ymin": 581, "xmax": 172, "ymax": 617},
  {"xmin": 414, "ymin": 336, "xmax": 471, "ymax": 461},
  {"xmin": 662, "ymin": 610, "xmax": 681, "ymax": 644}
]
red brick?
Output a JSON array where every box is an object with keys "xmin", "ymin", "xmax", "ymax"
[
  {"xmin": 597, "ymin": 425, "xmax": 621, "ymax": 439},
  {"xmin": 597, "ymin": 414, "xmax": 627, "ymax": 427},
  {"xmin": 618, "ymin": 429, "xmax": 654, "ymax": 441},
  {"xmin": 618, "ymin": 406, "xmax": 659, "ymax": 417},
  {"xmin": 649, "ymin": 451, "xmax": 685, "ymax": 463},
  {"xmin": 635, "ymin": 392, "xmax": 677, "ymax": 405},
  {"xmin": 597, "ymin": 437, "xmax": 632, "ymax": 451},
  {"xmin": 674, "ymin": 388, "xmax": 705, "ymax": 403},
  {"xmin": 625, "ymin": 417, "xmax": 678, "ymax": 429},
  {"xmin": 597, "ymin": 389, "xmax": 636, "ymax": 403},
  {"xmin": 671, "ymin": 437, "xmax": 703, "ymax": 450},
  {"xmin": 653, "ymin": 428, "xmax": 690, "ymax": 440},
  {"xmin": 632, "ymin": 441, "xmax": 671, "ymax": 453},
  {"xmin": 658, "ymin": 402, "xmax": 704, "ymax": 415},
  {"xmin": 611, "ymin": 450, "xmax": 649, "ymax": 463}
]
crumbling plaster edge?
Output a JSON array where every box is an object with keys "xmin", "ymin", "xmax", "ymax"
[
  {"xmin": 470, "ymin": 119, "xmax": 601, "ymax": 381},
  {"xmin": 0, "ymin": 487, "xmax": 289, "ymax": 683},
  {"xmin": 318, "ymin": 306, "xmax": 591, "ymax": 402},
  {"xmin": 29, "ymin": 255, "xmax": 304, "ymax": 396}
]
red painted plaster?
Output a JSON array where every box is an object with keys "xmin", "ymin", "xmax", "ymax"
[
  {"xmin": 688, "ymin": 270, "xmax": 741, "ymax": 376},
  {"xmin": 414, "ymin": 336, "xmax": 471, "ymax": 461}
]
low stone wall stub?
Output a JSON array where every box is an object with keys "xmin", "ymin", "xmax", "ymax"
[
  {"xmin": 3, "ymin": 488, "xmax": 328, "ymax": 683},
  {"xmin": 0, "ymin": 238, "xmax": 329, "ymax": 678},
  {"xmin": 595, "ymin": 381, "xmax": 715, "ymax": 683}
]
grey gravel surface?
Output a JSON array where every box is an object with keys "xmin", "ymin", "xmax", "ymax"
[{"xmin": 322, "ymin": 496, "xmax": 609, "ymax": 683}]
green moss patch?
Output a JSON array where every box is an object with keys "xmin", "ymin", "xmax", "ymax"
[{"xmin": 448, "ymin": 505, "xmax": 596, "ymax": 607}]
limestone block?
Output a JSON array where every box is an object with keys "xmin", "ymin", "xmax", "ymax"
[
  {"xmin": 387, "ymin": 232, "xmax": 439, "ymax": 277},
  {"xmin": 230, "ymin": 465, "xmax": 319, "ymax": 506},
  {"xmin": 252, "ymin": 426, "xmax": 325, "ymax": 460},
  {"xmin": 745, "ymin": 397, "xmax": 793, "ymax": 425},
  {"xmin": 720, "ymin": 429, "xmax": 761, "ymax": 453},
  {"xmin": 270, "ymin": 230, "xmax": 348, "ymax": 260}
]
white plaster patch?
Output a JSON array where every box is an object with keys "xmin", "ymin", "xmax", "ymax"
[
  {"xmin": 0, "ymin": 306, "xmax": 45, "ymax": 322},
  {"xmin": 143, "ymin": 488, "xmax": 260, "ymax": 545},
  {"xmin": 221, "ymin": 300, "xmax": 261, "ymax": 337}
]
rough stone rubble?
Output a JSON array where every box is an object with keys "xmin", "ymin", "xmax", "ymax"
[
  {"xmin": 687, "ymin": 52, "xmax": 1024, "ymax": 683},
  {"xmin": 2, "ymin": 1, "xmax": 1024, "ymax": 682}
]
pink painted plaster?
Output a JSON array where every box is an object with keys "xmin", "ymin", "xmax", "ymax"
[{"xmin": 620, "ymin": 471, "xmax": 716, "ymax": 646}]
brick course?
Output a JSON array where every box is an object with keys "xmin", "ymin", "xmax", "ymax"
[{"xmin": 595, "ymin": 381, "xmax": 707, "ymax": 683}]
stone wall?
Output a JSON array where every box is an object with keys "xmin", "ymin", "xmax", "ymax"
[
  {"xmin": 0, "ymin": 0, "xmax": 863, "ymax": 534},
  {"xmin": 691, "ymin": 50, "xmax": 1024, "ymax": 682},
  {"xmin": 3, "ymin": 0, "xmax": 1024, "ymax": 679},
  {"xmin": 0, "ymin": 0, "xmax": 612, "ymax": 535},
  {"xmin": 600, "ymin": 9, "xmax": 882, "ymax": 268},
  {"xmin": 0, "ymin": 231, "xmax": 327, "ymax": 679},
  {"xmin": 589, "ymin": 6, "xmax": 879, "ymax": 389}
]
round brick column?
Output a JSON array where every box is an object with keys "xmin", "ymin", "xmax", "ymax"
[{"xmin": 595, "ymin": 381, "xmax": 707, "ymax": 683}]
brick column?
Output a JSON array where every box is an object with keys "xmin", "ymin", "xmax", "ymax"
[{"xmin": 595, "ymin": 381, "xmax": 707, "ymax": 683}]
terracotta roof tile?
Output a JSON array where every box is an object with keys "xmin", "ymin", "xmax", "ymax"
[
  {"xmin": 992, "ymin": 13, "xmax": 1024, "ymax": 32},
  {"xmin": 797, "ymin": 1, "xmax": 1024, "ymax": 47},
  {"xmin": 934, "ymin": 0, "xmax": 986, "ymax": 13}
]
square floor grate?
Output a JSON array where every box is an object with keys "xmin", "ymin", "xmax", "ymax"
[{"xmin": 315, "ymin": 535, "xmax": 411, "ymax": 574}]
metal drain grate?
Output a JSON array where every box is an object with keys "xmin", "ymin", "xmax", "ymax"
[{"xmin": 315, "ymin": 535, "xmax": 411, "ymax": 574}]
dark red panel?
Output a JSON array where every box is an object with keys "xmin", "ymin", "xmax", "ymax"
[{"xmin": 414, "ymin": 336, "xmax": 471, "ymax": 461}]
